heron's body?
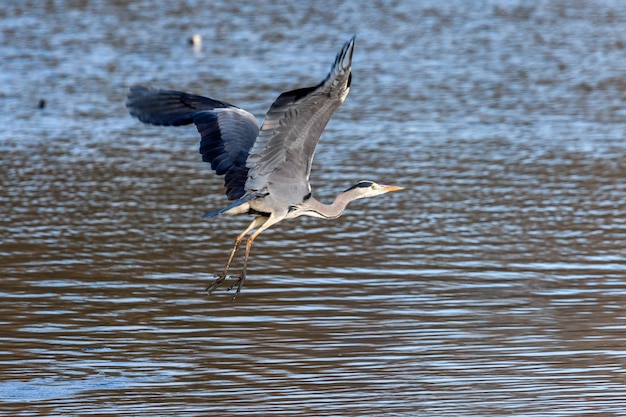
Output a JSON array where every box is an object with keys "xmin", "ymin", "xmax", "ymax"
[{"xmin": 126, "ymin": 36, "xmax": 402, "ymax": 299}]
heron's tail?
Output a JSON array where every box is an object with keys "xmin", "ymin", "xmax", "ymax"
[{"xmin": 201, "ymin": 193, "xmax": 259, "ymax": 218}]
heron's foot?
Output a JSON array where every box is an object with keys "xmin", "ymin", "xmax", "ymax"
[
  {"xmin": 227, "ymin": 274, "xmax": 246, "ymax": 301},
  {"xmin": 206, "ymin": 273, "xmax": 228, "ymax": 295}
]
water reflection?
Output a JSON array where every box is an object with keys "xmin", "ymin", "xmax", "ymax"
[{"xmin": 3, "ymin": 0, "xmax": 626, "ymax": 415}]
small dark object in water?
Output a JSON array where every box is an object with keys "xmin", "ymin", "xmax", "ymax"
[
  {"xmin": 38, "ymin": 99, "xmax": 46, "ymax": 109},
  {"xmin": 189, "ymin": 34, "xmax": 202, "ymax": 47}
]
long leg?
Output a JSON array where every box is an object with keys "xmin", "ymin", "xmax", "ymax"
[
  {"xmin": 206, "ymin": 216, "xmax": 266, "ymax": 294},
  {"xmin": 228, "ymin": 214, "xmax": 283, "ymax": 300}
]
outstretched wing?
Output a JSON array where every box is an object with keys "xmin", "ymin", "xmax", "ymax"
[
  {"xmin": 126, "ymin": 87, "xmax": 259, "ymax": 200},
  {"xmin": 244, "ymin": 36, "xmax": 356, "ymax": 203}
]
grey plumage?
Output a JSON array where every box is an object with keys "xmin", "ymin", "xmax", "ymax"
[{"xmin": 126, "ymin": 36, "xmax": 403, "ymax": 299}]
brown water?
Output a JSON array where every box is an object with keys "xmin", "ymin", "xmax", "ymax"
[{"xmin": 2, "ymin": 1, "xmax": 626, "ymax": 415}]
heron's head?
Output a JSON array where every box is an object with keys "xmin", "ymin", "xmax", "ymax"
[{"xmin": 344, "ymin": 180, "xmax": 404, "ymax": 200}]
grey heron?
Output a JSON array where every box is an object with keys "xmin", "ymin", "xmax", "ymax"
[{"xmin": 126, "ymin": 36, "xmax": 403, "ymax": 299}]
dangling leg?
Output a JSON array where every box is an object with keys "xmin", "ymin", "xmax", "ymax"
[
  {"xmin": 206, "ymin": 216, "xmax": 266, "ymax": 294},
  {"xmin": 228, "ymin": 215, "xmax": 283, "ymax": 300}
]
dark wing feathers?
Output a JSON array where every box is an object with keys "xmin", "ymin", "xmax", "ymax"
[
  {"xmin": 126, "ymin": 86, "xmax": 232, "ymax": 126},
  {"xmin": 126, "ymin": 87, "xmax": 259, "ymax": 200}
]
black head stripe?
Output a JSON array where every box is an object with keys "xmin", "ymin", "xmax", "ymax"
[{"xmin": 344, "ymin": 181, "xmax": 373, "ymax": 192}]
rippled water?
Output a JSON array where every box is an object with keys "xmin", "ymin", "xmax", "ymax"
[{"xmin": 2, "ymin": 1, "xmax": 626, "ymax": 415}]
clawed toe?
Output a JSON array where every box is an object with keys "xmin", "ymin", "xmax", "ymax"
[
  {"xmin": 226, "ymin": 276, "xmax": 242, "ymax": 292},
  {"xmin": 227, "ymin": 275, "xmax": 245, "ymax": 301},
  {"xmin": 206, "ymin": 273, "xmax": 227, "ymax": 294},
  {"xmin": 206, "ymin": 272, "xmax": 245, "ymax": 300}
]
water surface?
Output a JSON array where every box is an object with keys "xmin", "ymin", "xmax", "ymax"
[{"xmin": 2, "ymin": 1, "xmax": 626, "ymax": 415}]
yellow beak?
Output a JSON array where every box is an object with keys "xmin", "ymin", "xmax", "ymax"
[{"xmin": 380, "ymin": 184, "xmax": 404, "ymax": 193}]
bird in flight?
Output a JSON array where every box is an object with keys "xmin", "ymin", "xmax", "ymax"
[{"xmin": 126, "ymin": 36, "xmax": 403, "ymax": 299}]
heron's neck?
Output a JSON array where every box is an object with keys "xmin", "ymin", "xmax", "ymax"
[{"xmin": 298, "ymin": 190, "xmax": 358, "ymax": 219}]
